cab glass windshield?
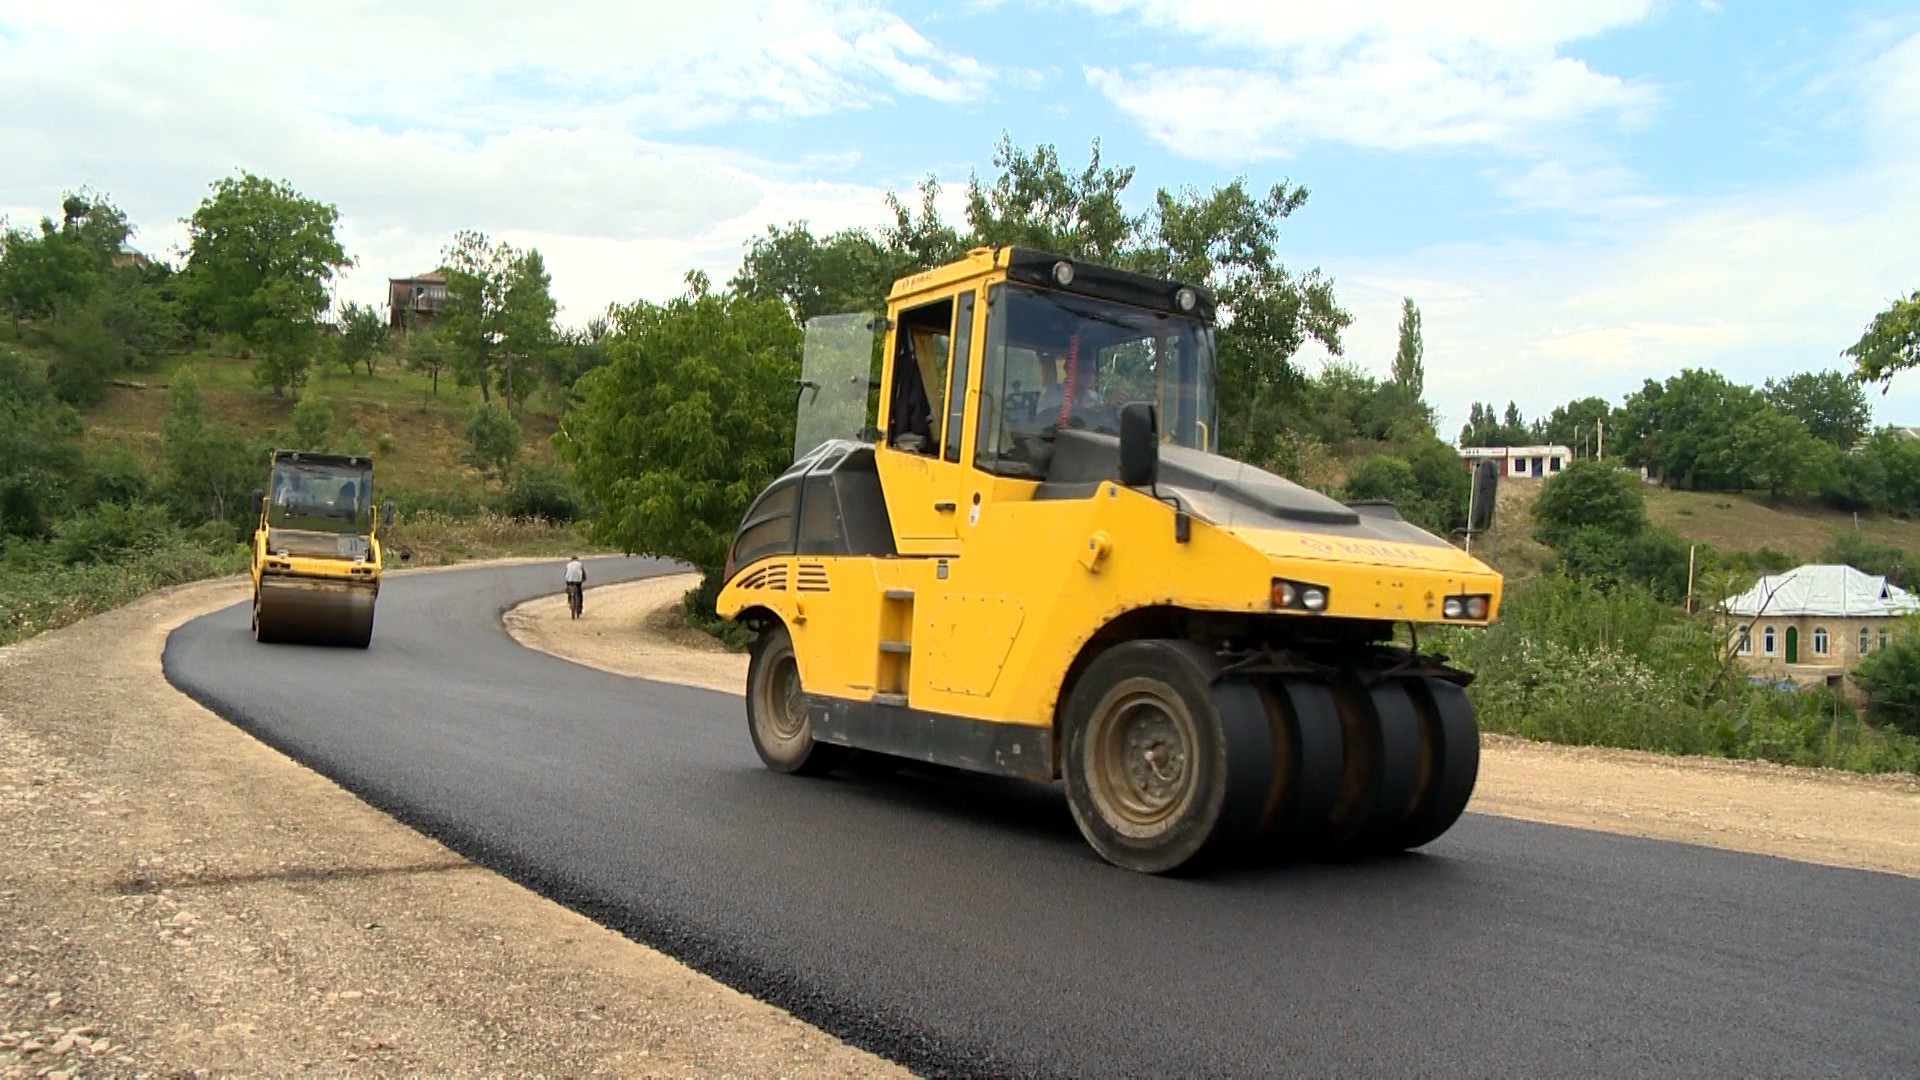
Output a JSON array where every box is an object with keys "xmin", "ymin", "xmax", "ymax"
[
  {"xmin": 267, "ymin": 462, "xmax": 372, "ymax": 534},
  {"xmin": 973, "ymin": 283, "xmax": 1217, "ymax": 477}
]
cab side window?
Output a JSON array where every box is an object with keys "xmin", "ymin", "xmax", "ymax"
[{"xmin": 887, "ymin": 298, "xmax": 954, "ymax": 456}]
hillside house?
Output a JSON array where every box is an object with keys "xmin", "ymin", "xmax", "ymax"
[
  {"xmin": 1458, "ymin": 444, "xmax": 1572, "ymax": 479},
  {"xmin": 387, "ymin": 272, "xmax": 447, "ymax": 330},
  {"xmin": 1721, "ymin": 564, "xmax": 1920, "ymax": 692}
]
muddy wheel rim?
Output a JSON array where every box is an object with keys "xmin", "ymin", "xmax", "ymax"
[
  {"xmin": 759, "ymin": 654, "xmax": 807, "ymax": 745},
  {"xmin": 1087, "ymin": 680, "xmax": 1198, "ymax": 837}
]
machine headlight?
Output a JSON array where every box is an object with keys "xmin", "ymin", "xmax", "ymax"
[
  {"xmin": 1052, "ymin": 260, "xmax": 1075, "ymax": 286},
  {"xmin": 1272, "ymin": 578, "xmax": 1329, "ymax": 613},
  {"xmin": 1443, "ymin": 594, "xmax": 1492, "ymax": 620},
  {"xmin": 1175, "ymin": 286, "xmax": 1198, "ymax": 312}
]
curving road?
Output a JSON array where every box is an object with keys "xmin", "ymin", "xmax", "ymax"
[{"xmin": 164, "ymin": 559, "xmax": 1920, "ymax": 1079}]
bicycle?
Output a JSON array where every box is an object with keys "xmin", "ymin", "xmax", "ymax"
[{"xmin": 566, "ymin": 581, "xmax": 583, "ymax": 620}]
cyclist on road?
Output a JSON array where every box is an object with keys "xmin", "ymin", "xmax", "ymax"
[{"xmin": 564, "ymin": 555, "xmax": 586, "ymax": 620}]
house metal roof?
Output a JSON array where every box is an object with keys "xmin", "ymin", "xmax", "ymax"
[{"xmin": 1720, "ymin": 564, "xmax": 1920, "ymax": 618}]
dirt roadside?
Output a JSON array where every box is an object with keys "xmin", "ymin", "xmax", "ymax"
[
  {"xmin": 1, "ymin": 567, "xmax": 904, "ymax": 1080},
  {"xmin": 510, "ymin": 575, "xmax": 1920, "ymax": 880}
]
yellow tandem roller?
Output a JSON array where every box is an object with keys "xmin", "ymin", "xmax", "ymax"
[{"xmin": 248, "ymin": 449, "xmax": 395, "ymax": 649}]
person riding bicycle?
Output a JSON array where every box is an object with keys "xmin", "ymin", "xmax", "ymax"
[{"xmin": 564, "ymin": 555, "xmax": 586, "ymax": 620}]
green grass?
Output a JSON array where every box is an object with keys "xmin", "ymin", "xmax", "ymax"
[
  {"xmin": 1478, "ymin": 475, "xmax": 1920, "ymax": 582},
  {"xmin": 66, "ymin": 342, "xmax": 565, "ymax": 504}
]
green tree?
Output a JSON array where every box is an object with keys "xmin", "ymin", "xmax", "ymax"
[
  {"xmin": 460, "ymin": 402, "xmax": 521, "ymax": 482},
  {"xmin": 0, "ymin": 347, "xmax": 85, "ymax": 537},
  {"xmin": 291, "ymin": 396, "xmax": 332, "ymax": 450},
  {"xmin": 182, "ymin": 173, "xmax": 351, "ymax": 397},
  {"xmin": 440, "ymin": 231, "xmax": 557, "ymax": 412},
  {"xmin": 962, "ymin": 135, "xmax": 1141, "ymax": 265},
  {"xmin": 1535, "ymin": 396, "xmax": 1614, "ymax": 453},
  {"xmin": 1852, "ymin": 620, "xmax": 1920, "ymax": 737},
  {"xmin": 1532, "ymin": 460, "xmax": 1648, "ymax": 548},
  {"xmin": 1391, "ymin": 297, "xmax": 1423, "ymax": 400},
  {"xmin": 1614, "ymin": 369, "xmax": 1765, "ymax": 489},
  {"xmin": 402, "ymin": 324, "xmax": 450, "ymax": 395},
  {"xmin": 1818, "ymin": 531, "xmax": 1915, "ymax": 585},
  {"xmin": 730, "ymin": 224, "xmax": 895, "ymax": 322},
  {"xmin": 336, "ymin": 300, "xmax": 388, "ymax": 378},
  {"xmin": 0, "ymin": 219, "xmax": 101, "ymax": 323},
  {"xmin": 1700, "ymin": 405, "xmax": 1823, "ymax": 499},
  {"xmin": 161, "ymin": 369, "xmax": 261, "ymax": 525},
  {"xmin": 560, "ymin": 283, "xmax": 800, "ymax": 612},
  {"xmin": 1764, "ymin": 370, "xmax": 1871, "ymax": 449},
  {"xmin": 1845, "ymin": 290, "xmax": 1920, "ymax": 389}
]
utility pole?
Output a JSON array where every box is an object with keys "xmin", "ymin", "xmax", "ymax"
[
  {"xmin": 1686, "ymin": 544, "xmax": 1697, "ymax": 614},
  {"xmin": 1597, "ymin": 419, "xmax": 1605, "ymax": 460}
]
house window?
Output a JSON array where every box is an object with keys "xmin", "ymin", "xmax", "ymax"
[
  {"xmin": 1737, "ymin": 626, "xmax": 1751, "ymax": 653},
  {"xmin": 1882, "ymin": 629, "xmax": 1892, "ymax": 650},
  {"xmin": 1550, "ymin": 457, "xmax": 1562, "ymax": 472},
  {"xmin": 1812, "ymin": 627, "xmax": 1829, "ymax": 656},
  {"xmin": 1763, "ymin": 626, "xmax": 1776, "ymax": 654},
  {"xmin": 1861, "ymin": 627, "xmax": 1872, "ymax": 655}
]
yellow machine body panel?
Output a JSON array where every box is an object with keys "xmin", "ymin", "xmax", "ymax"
[{"xmin": 719, "ymin": 244, "xmax": 1502, "ymax": 743}]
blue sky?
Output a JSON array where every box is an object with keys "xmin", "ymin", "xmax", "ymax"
[{"xmin": 3, "ymin": 0, "xmax": 1917, "ymax": 438}]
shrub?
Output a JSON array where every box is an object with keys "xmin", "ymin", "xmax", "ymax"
[
  {"xmin": 291, "ymin": 396, "xmax": 333, "ymax": 450},
  {"xmin": 1532, "ymin": 460, "xmax": 1647, "ymax": 547},
  {"xmin": 461, "ymin": 402, "xmax": 521, "ymax": 481},
  {"xmin": 79, "ymin": 446, "xmax": 152, "ymax": 508},
  {"xmin": 51, "ymin": 501, "xmax": 177, "ymax": 566},
  {"xmin": 1818, "ymin": 531, "xmax": 1914, "ymax": 585},
  {"xmin": 1853, "ymin": 624, "xmax": 1920, "ymax": 738},
  {"xmin": 376, "ymin": 433, "xmax": 396, "ymax": 455},
  {"xmin": 499, "ymin": 463, "xmax": 580, "ymax": 523}
]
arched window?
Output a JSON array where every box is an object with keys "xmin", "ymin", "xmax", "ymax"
[
  {"xmin": 1813, "ymin": 627, "xmax": 1829, "ymax": 656},
  {"xmin": 1883, "ymin": 629, "xmax": 1893, "ymax": 650},
  {"xmin": 1763, "ymin": 626, "xmax": 1776, "ymax": 654},
  {"xmin": 1737, "ymin": 626, "xmax": 1752, "ymax": 653},
  {"xmin": 1861, "ymin": 627, "xmax": 1872, "ymax": 655}
]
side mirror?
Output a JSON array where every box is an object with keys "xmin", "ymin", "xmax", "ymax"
[
  {"xmin": 381, "ymin": 501, "xmax": 396, "ymax": 526},
  {"xmin": 1468, "ymin": 460, "xmax": 1500, "ymax": 533},
  {"xmin": 1118, "ymin": 403, "xmax": 1159, "ymax": 488},
  {"xmin": 249, "ymin": 489, "xmax": 264, "ymax": 517}
]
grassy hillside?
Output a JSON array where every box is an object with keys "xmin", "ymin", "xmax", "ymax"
[
  {"xmin": 1481, "ymin": 474, "xmax": 1920, "ymax": 582},
  {"xmin": 25, "ymin": 337, "xmax": 568, "ymax": 505}
]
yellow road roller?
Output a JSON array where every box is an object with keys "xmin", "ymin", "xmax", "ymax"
[
  {"xmin": 248, "ymin": 449, "xmax": 394, "ymax": 648},
  {"xmin": 717, "ymin": 246, "xmax": 1504, "ymax": 874}
]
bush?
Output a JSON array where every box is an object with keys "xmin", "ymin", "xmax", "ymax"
[
  {"xmin": 499, "ymin": 463, "xmax": 580, "ymax": 523},
  {"xmin": 461, "ymin": 402, "xmax": 521, "ymax": 481},
  {"xmin": 1853, "ymin": 625, "xmax": 1920, "ymax": 738},
  {"xmin": 1440, "ymin": 572, "xmax": 1920, "ymax": 772},
  {"xmin": 51, "ymin": 501, "xmax": 177, "ymax": 565},
  {"xmin": 0, "ymin": 536, "xmax": 249, "ymax": 646},
  {"xmin": 291, "ymin": 396, "xmax": 333, "ymax": 450},
  {"xmin": 1818, "ymin": 531, "xmax": 1914, "ymax": 585},
  {"xmin": 1552, "ymin": 525, "xmax": 1694, "ymax": 603},
  {"xmin": 79, "ymin": 446, "xmax": 151, "ymax": 507},
  {"xmin": 1532, "ymin": 460, "xmax": 1647, "ymax": 547},
  {"xmin": 376, "ymin": 433, "xmax": 395, "ymax": 455}
]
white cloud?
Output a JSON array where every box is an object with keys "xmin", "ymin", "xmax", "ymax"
[
  {"xmin": 0, "ymin": 0, "xmax": 989, "ymax": 323},
  {"xmin": 1079, "ymin": 0, "xmax": 1658, "ymax": 163}
]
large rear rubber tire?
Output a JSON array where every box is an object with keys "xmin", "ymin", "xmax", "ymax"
[
  {"xmin": 1381, "ymin": 678, "xmax": 1480, "ymax": 851},
  {"xmin": 745, "ymin": 623, "xmax": 845, "ymax": 777},
  {"xmin": 1061, "ymin": 640, "xmax": 1272, "ymax": 874}
]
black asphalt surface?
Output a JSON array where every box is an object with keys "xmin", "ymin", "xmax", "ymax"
[{"xmin": 164, "ymin": 559, "xmax": 1920, "ymax": 1078}]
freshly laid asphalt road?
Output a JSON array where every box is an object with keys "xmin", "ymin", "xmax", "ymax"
[{"xmin": 165, "ymin": 559, "xmax": 1920, "ymax": 1078}]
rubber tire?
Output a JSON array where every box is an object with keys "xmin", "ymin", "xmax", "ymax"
[
  {"xmin": 1384, "ymin": 678, "xmax": 1481, "ymax": 851},
  {"xmin": 745, "ymin": 623, "xmax": 845, "ymax": 777},
  {"xmin": 1061, "ymin": 640, "xmax": 1272, "ymax": 874},
  {"xmin": 1248, "ymin": 679, "xmax": 1346, "ymax": 858},
  {"xmin": 1319, "ymin": 680, "xmax": 1426, "ymax": 858}
]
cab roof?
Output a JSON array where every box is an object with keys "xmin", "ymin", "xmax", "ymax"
[{"xmin": 886, "ymin": 245, "xmax": 1217, "ymax": 322}]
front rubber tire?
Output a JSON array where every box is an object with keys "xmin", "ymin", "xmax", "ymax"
[
  {"xmin": 745, "ymin": 622, "xmax": 845, "ymax": 776},
  {"xmin": 1061, "ymin": 640, "xmax": 1271, "ymax": 874}
]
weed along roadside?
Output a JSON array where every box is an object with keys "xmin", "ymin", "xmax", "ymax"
[{"xmin": 511, "ymin": 575, "xmax": 1920, "ymax": 880}]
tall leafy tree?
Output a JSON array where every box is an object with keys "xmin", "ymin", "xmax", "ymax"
[
  {"xmin": 1535, "ymin": 396, "xmax": 1614, "ymax": 452},
  {"xmin": 560, "ymin": 279, "xmax": 800, "ymax": 611},
  {"xmin": 335, "ymin": 300, "xmax": 388, "ymax": 378},
  {"xmin": 1845, "ymin": 290, "xmax": 1920, "ymax": 390},
  {"xmin": 161, "ymin": 368, "xmax": 261, "ymax": 525},
  {"xmin": 440, "ymin": 231, "xmax": 557, "ymax": 412},
  {"xmin": 1763, "ymin": 370, "xmax": 1870, "ymax": 449},
  {"xmin": 1391, "ymin": 297, "xmax": 1424, "ymax": 400},
  {"xmin": 182, "ymin": 173, "xmax": 351, "ymax": 397}
]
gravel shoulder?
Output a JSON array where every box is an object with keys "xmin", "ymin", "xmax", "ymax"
[
  {"xmin": 510, "ymin": 576, "xmax": 1920, "ymax": 881},
  {"xmin": 1, "ymin": 567, "xmax": 902, "ymax": 1079}
]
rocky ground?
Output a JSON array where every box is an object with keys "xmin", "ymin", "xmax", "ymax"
[
  {"xmin": 509, "ymin": 575, "xmax": 1920, "ymax": 880},
  {"xmin": 1, "ymin": 569, "xmax": 903, "ymax": 1079}
]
